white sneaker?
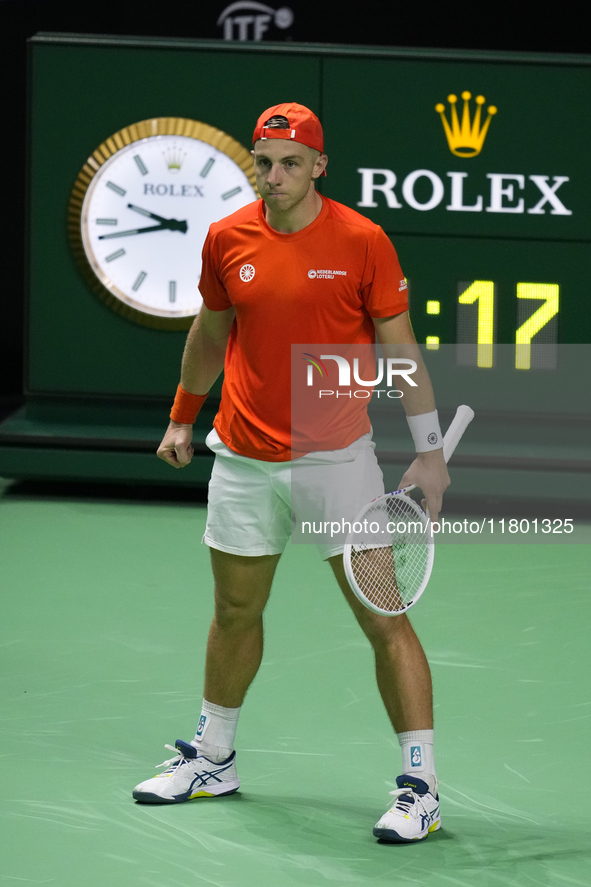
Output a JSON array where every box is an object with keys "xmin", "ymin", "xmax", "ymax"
[
  {"xmin": 373, "ymin": 775, "xmax": 441, "ymax": 843},
  {"xmin": 132, "ymin": 740, "xmax": 240, "ymax": 804}
]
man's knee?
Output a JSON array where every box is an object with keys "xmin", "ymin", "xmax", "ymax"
[
  {"xmin": 327, "ymin": 553, "xmax": 415, "ymax": 647},
  {"xmin": 213, "ymin": 585, "xmax": 265, "ymax": 629},
  {"xmin": 210, "ymin": 548, "xmax": 279, "ymax": 630},
  {"xmin": 357, "ymin": 610, "xmax": 414, "ymax": 648}
]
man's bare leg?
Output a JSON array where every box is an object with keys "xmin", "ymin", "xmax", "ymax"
[
  {"xmin": 204, "ymin": 548, "xmax": 281, "ymax": 707},
  {"xmin": 131, "ymin": 548, "xmax": 279, "ymax": 801},
  {"xmin": 329, "ymin": 557, "xmax": 440, "ymax": 838},
  {"xmin": 328, "ymin": 555, "xmax": 433, "ymax": 732}
]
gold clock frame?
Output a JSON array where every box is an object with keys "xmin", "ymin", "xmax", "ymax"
[{"xmin": 68, "ymin": 117, "xmax": 258, "ymax": 331}]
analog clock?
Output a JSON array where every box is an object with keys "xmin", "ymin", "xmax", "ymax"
[{"xmin": 68, "ymin": 117, "xmax": 258, "ymax": 330}]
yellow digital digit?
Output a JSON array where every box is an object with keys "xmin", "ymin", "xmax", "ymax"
[
  {"xmin": 515, "ymin": 284, "xmax": 559, "ymax": 370},
  {"xmin": 458, "ymin": 281, "xmax": 495, "ymax": 367}
]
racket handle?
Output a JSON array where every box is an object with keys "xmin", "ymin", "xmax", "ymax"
[
  {"xmin": 443, "ymin": 405, "xmax": 475, "ymax": 463},
  {"xmin": 395, "ymin": 404, "xmax": 474, "ymax": 494}
]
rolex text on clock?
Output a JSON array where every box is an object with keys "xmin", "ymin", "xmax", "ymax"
[{"xmin": 68, "ymin": 118, "xmax": 258, "ymax": 330}]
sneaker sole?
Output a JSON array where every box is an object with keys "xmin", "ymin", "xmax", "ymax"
[
  {"xmin": 133, "ymin": 779, "xmax": 240, "ymax": 804},
  {"xmin": 373, "ymin": 819, "xmax": 441, "ymax": 843}
]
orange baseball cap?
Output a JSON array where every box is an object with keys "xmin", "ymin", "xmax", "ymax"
[{"xmin": 253, "ymin": 102, "xmax": 326, "ymax": 174}]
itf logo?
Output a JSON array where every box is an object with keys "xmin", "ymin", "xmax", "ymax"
[
  {"xmin": 411, "ymin": 746, "xmax": 422, "ymax": 768},
  {"xmin": 217, "ymin": 2, "xmax": 294, "ymax": 41}
]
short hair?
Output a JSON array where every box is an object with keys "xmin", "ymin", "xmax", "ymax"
[{"xmin": 263, "ymin": 115, "xmax": 290, "ymax": 129}]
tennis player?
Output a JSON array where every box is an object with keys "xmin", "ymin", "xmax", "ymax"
[{"xmin": 132, "ymin": 103, "xmax": 449, "ymax": 843}]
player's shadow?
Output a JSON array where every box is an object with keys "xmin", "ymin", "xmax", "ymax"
[{"xmin": 226, "ymin": 792, "xmax": 590, "ymax": 877}]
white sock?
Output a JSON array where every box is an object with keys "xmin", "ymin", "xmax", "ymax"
[
  {"xmin": 191, "ymin": 699, "xmax": 241, "ymax": 763},
  {"xmin": 398, "ymin": 730, "xmax": 437, "ymax": 793}
]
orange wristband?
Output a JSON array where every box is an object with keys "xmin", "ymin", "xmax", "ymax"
[{"xmin": 170, "ymin": 384, "xmax": 208, "ymax": 425}]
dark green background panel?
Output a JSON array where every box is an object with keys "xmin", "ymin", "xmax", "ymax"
[{"xmin": 28, "ymin": 43, "xmax": 321, "ymax": 395}]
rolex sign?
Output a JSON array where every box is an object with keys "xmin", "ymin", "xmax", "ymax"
[{"xmin": 324, "ymin": 61, "xmax": 587, "ymax": 241}]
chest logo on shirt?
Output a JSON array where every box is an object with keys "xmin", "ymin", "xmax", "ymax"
[
  {"xmin": 308, "ymin": 269, "xmax": 347, "ymax": 280},
  {"xmin": 239, "ymin": 264, "xmax": 256, "ymax": 282}
]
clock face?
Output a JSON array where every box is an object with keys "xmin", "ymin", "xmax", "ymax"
[{"xmin": 69, "ymin": 119, "xmax": 258, "ymax": 329}]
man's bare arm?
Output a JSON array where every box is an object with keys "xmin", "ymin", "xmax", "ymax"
[
  {"xmin": 180, "ymin": 304, "xmax": 236, "ymax": 394},
  {"xmin": 372, "ymin": 310, "xmax": 450, "ymax": 524},
  {"xmin": 157, "ymin": 305, "xmax": 235, "ymax": 469}
]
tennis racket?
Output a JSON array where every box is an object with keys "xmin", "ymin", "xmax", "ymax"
[{"xmin": 343, "ymin": 405, "xmax": 474, "ymax": 616}]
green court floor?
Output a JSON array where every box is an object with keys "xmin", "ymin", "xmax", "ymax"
[{"xmin": 1, "ymin": 482, "xmax": 590, "ymax": 887}]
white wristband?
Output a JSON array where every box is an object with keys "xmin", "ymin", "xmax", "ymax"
[{"xmin": 406, "ymin": 410, "xmax": 443, "ymax": 452}]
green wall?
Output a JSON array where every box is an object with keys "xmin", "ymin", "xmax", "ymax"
[{"xmin": 28, "ymin": 37, "xmax": 591, "ymax": 401}]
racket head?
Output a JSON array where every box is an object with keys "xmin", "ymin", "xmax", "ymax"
[{"xmin": 343, "ymin": 492, "xmax": 434, "ymax": 616}]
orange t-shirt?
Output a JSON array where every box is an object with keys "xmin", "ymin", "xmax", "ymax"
[{"xmin": 199, "ymin": 196, "xmax": 408, "ymax": 461}]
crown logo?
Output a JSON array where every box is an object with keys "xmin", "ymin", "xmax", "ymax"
[
  {"xmin": 435, "ymin": 91, "xmax": 497, "ymax": 158},
  {"xmin": 163, "ymin": 145, "xmax": 186, "ymax": 174}
]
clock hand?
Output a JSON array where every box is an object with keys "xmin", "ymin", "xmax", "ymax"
[
  {"xmin": 125, "ymin": 203, "xmax": 188, "ymax": 232},
  {"xmin": 127, "ymin": 203, "xmax": 169, "ymax": 224},
  {"xmin": 99, "ymin": 219, "xmax": 188, "ymax": 239},
  {"xmin": 99, "ymin": 225, "xmax": 163, "ymax": 239},
  {"xmin": 126, "ymin": 204, "xmax": 188, "ymax": 233}
]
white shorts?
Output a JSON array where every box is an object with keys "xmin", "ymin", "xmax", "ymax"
[{"xmin": 203, "ymin": 429, "xmax": 384, "ymax": 560}]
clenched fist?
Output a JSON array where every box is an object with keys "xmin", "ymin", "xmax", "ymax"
[{"xmin": 157, "ymin": 421, "xmax": 194, "ymax": 469}]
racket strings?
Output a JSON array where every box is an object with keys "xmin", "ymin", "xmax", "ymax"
[{"xmin": 349, "ymin": 496, "xmax": 431, "ymax": 613}]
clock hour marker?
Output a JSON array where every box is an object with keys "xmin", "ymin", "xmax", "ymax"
[
  {"xmin": 134, "ymin": 155, "xmax": 149, "ymax": 175},
  {"xmin": 105, "ymin": 248, "xmax": 126, "ymax": 262},
  {"xmin": 107, "ymin": 181, "xmax": 126, "ymax": 196},
  {"xmin": 200, "ymin": 158, "xmax": 215, "ymax": 178},
  {"xmin": 132, "ymin": 271, "xmax": 147, "ymax": 292},
  {"xmin": 222, "ymin": 186, "xmax": 242, "ymax": 201},
  {"xmin": 96, "ymin": 218, "xmax": 118, "ymax": 225},
  {"xmin": 169, "ymin": 281, "xmax": 177, "ymax": 303}
]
